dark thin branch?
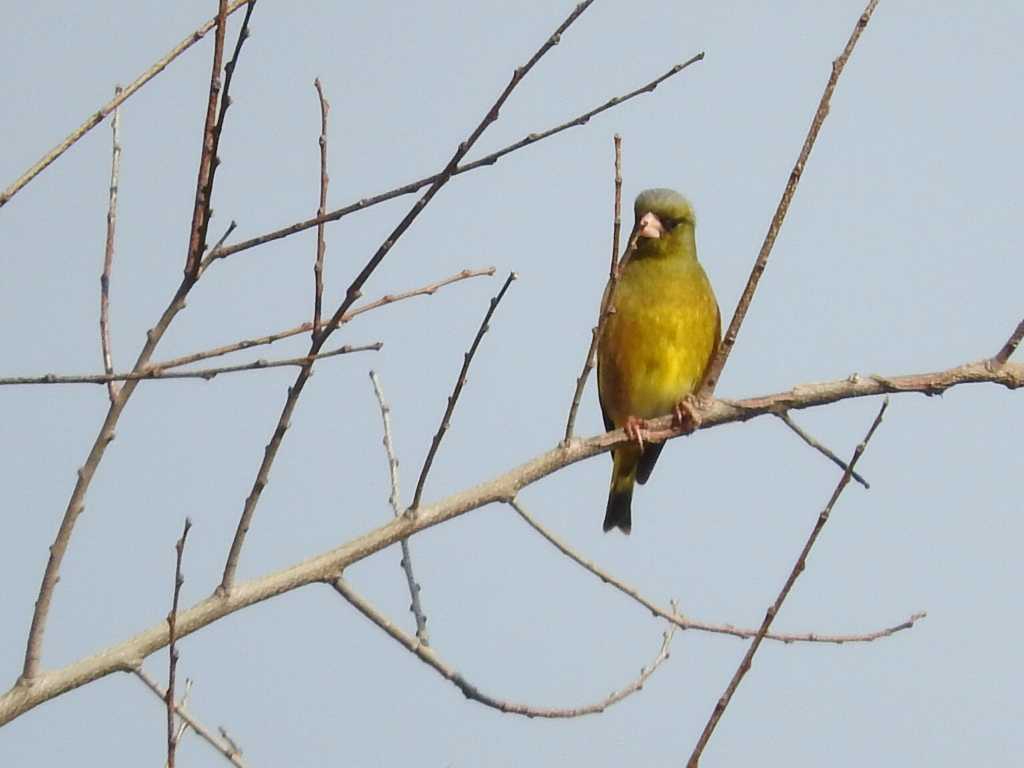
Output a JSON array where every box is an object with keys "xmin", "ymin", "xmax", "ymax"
[
  {"xmin": 686, "ymin": 399, "xmax": 889, "ymax": 768},
  {"xmin": 167, "ymin": 518, "xmax": 192, "ymax": 768},
  {"xmin": 183, "ymin": 0, "xmax": 229, "ymax": 278},
  {"xmin": 219, "ymin": 1, "xmax": 594, "ymax": 593},
  {"xmin": 100, "ymin": 86, "xmax": 123, "ymax": 404},
  {"xmin": 0, "ymin": 343, "xmax": 381, "ymax": 386},
  {"xmin": 313, "ymin": 77, "xmax": 330, "ymax": 340},
  {"xmin": 332, "ymin": 578, "xmax": 674, "ymax": 718},
  {"xmin": 411, "ymin": 272, "xmax": 517, "ymax": 510},
  {"xmin": 510, "ymin": 499, "xmax": 922, "ymax": 644},
  {"xmin": 564, "ymin": 134, "xmax": 625, "ymax": 442},
  {"xmin": 0, "ymin": 0, "xmax": 252, "ymax": 209},
  {"xmin": 205, "ymin": 53, "xmax": 703, "ymax": 265},
  {"xmin": 777, "ymin": 409, "xmax": 869, "ymax": 488},
  {"xmin": 370, "ymin": 371, "xmax": 429, "ymax": 645},
  {"xmin": 994, "ymin": 317, "xmax": 1024, "ymax": 365},
  {"xmin": 135, "ymin": 669, "xmax": 247, "ymax": 768},
  {"xmin": 699, "ymin": 0, "xmax": 879, "ymax": 399}
]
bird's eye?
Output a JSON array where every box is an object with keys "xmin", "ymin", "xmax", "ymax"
[{"xmin": 663, "ymin": 218, "xmax": 680, "ymax": 232}]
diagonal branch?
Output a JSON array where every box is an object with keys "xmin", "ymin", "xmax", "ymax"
[
  {"xmin": 204, "ymin": 54, "xmax": 703, "ymax": 265},
  {"xmin": 699, "ymin": 0, "xmax": 879, "ymax": 398},
  {"xmin": 509, "ymin": 499, "xmax": 922, "ymax": 644},
  {"xmin": 312, "ymin": 77, "xmax": 330, "ymax": 339},
  {"xmin": 993, "ymin": 317, "xmax": 1024, "ymax": 365},
  {"xmin": 134, "ymin": 669, "xmax": 247, "ymax": 768},
  {"xmin": 686, "ymin": 399, "xmax": 889, "ymax": 768},
  {"xmin": 0, "ymin": 0, "xmax": 253, "ymax": 209},
  {"xmin": 2, "ymin": 358, "xmax": 1018, "ymax": 723},
  {"xmin": 332, "ymin": 577, "xmax": 674, "ymax": 718},
  {"xmin": 777, "ymin": 409, "xmax": 869, "ymax": 488},
  {"xmin": 412, "ymin": 272, "xmax": 517, "ymax": 510},
  {"xmin": 166, "ymin": 518, "xmax": 192, "ymax": 768},
  {"xmin": 369, "ymin": 371, "xmax": 429, "ymax": 645},
  {"xmin": 219, "ymin": 0, "xmax": 596, "ymax": 593}
]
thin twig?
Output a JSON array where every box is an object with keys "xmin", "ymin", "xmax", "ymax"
[
  {"xmin": 100, "ymin": 87, "xmax": 123, "ymax": 404},
  {"xmin": 3, "ymin": 360, "xmax": 1018, "ymax": 724},
  {"xmin": 219, "ymin": 1, "xmax": 594, "ymax": 593},
  {"xmin": 777, "ymin": 409, "xmax": 870, "ymax": 488},
  {"xmin": 993, "ymin": 317, "xmax": 1024, "ymax": 365},
  {"xmin": 167, "ymin": 518, "xmax": 192, "ymax": 768},
  {"xmin": 134, "ymin": 669, "xmax": 248, "ymax": 768},
  {"xmin": 313, "ymin": 78, "xmax": 330, "ymax": 340},
  {"xmin": 686, "ymin": 399, "xmax": 889, "ymax": 768},
  {"xmin": 332, "ymin": 578, "xmax": 674, "ymax": 718},
  {"xmin": 411, "ymin": 272, "xmax": 517, "ymax": 510},
  {"xmin": 17, "ymin": 10, "xmax": 252, "ymax": 685},
  {"xmin": 699, "ymin": 0, "xmax": 879, "ymax": 399},
  {"xmin": 151, "ymin": 268, "xmax": 494, "ymax": 372},
  {"xmin": 0, "ymin": 343, "xmax": 381, "ymax": 386},
  {"xmin": 205, "ymin": 54, "xmax": 703, "ymax": 265},
  {"xmin": 564, "ymin": 134, "xmax": 624, "ymax": 442},
  {"xmin": 0, "ymin": 0, "xmax": 252, "ymax": 209},
  {"xmin": 510, "ymin": 499, "xmax": 922, "ymax": 644},
  {"xmin": 184, "ymin": 0, "xmax": 228, "ymax": 277},
  {"xmin": 369, "ymin": 371, "xmax": 429, "ymax": 645}
]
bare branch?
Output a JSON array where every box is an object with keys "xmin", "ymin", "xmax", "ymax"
[
  {"xmin": 167, "ymin": 518, "xmax": 192, "ymax": 768},
  {"xmin": 2, "ymin": 359, "xmax": 1017, "ymax": 723},
  {"xmin": 313, "ymin": 77, "xmax": 330, "ymax": 339},
  {"xmin": 510, "ymin": 499, "xmax": 922, "ymax": 644},
  {"xmin": 0, "ymin": 342, "xmax": 381, "ymax": 386},
  {"xmin": 184, "ymin": 0, "xmax": 256, "ymax": 277},
  {"xmin": 686, "ymin": 399, "xmax": 889, "ymax": 768},
  {"xmin": 369, "ymin": 370, "xmax": 429, "ymax": 645},
  {"xmin": 205, "ymin": 54, "xmax": 703, "ymax": 265},
  {"xmin": 994, "ymin": 317, "xmax": 1024, "ymax": 365},
  {"xmin": 150, "ymin": 268, "xmax": 494, "ymax": 372},
  {"xmin": 0, "ymin": 0, "xmax": 253, "ymax": 209},
  {"xmin": 332, "ymin": 578, "xmax": 674, "ymax": 718},
  {"xmin": 777, "ymin": 409, "xmax": 869, "ymax": 489},
  {"xmin": 100, "ymin": 87, "xmax": 123, "ymax": 404},
  {"xmin": 564, "ymin": 134, "xmax": 624, "ymax": 441},
  {"xmin": 134, "ymin": 669, "xmax": 247, "ymax": 768},
  {"xmin": 699, "ymin": 0, "xmax": 879, "ymax": 398},
  {"xmin": 412, "ymin": 272, "xmax": 517, "ymax": 510},
  {"xmin": 219, "ymin": 2, "xmax": 593, "ymax": 593}
]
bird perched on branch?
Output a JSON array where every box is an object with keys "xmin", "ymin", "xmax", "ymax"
[{"xmin": 597, "ymin": 188, "xmax": 720, "ymax": 534}]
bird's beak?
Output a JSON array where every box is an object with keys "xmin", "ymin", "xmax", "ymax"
[{"xmin": 636, "ymin": 212, "xmax": 665, "ymax": 240}]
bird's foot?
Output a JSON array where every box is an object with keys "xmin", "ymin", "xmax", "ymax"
[
  {"xmin": 623, "ymin": 416, "xmax": 649, "ymax": 450},
  {"xmin": 673, "ymin": 395, "xmax": 704, "ymax": 434}
]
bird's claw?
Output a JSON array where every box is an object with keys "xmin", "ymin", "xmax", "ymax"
[
  {"xmin": 623, "ymin": 416, "xmax": 649, "ymax": 450},
  {"xmin": 672, "ymin": 395, "xmax": 704, "ymax": 434}
]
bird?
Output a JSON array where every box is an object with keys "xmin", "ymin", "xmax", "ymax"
[{"xmin": 597, "ymin": 188, "xmax": 720, "ymax": 534}]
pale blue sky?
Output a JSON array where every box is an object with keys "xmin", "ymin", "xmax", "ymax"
[{"xmin": 1, "ymin": 2, "xmax": 1022, "ymax": 766}]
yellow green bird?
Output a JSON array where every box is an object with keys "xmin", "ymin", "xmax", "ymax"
[{"xmin": 597, "ymin": 188, "xmax": 720, "ymax": 533}]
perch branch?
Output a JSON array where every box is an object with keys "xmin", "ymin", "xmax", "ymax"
[{"xmin": 1, "ymin": 357, "xmax": 1017, "ymax": 723}]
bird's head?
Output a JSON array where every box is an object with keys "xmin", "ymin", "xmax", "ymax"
[{"xmin": 630, "ymin": 188, "xmax": 696, "ymax": 261}]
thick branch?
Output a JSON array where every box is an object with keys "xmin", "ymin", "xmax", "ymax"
[{"xmin": 2, "ymin": 358, "xmax": 1015, "ymax": 723}]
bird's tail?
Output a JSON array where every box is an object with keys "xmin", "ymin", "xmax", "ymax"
[{"xmin": 603, "ymin": 448, "xmax": 637, "ymax": 534}]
